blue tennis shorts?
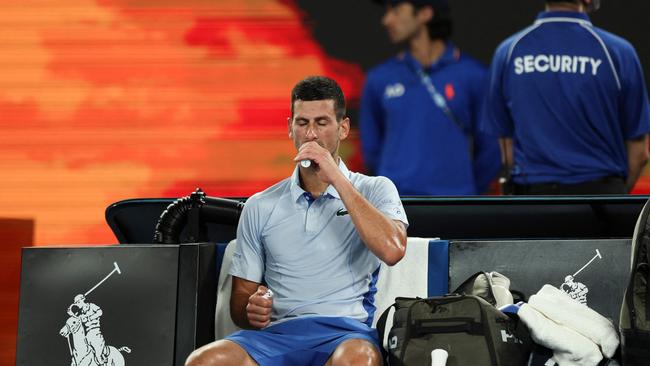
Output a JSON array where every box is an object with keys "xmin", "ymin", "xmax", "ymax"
[{"xmin": 225, "ymin": 316, "xmax": 381, "ymax": 366}]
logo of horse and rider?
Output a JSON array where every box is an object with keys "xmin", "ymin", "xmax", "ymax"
[
  {"xmin": 560, "ymin": 249, "xmax": 603, "ymax": 305},
  {"xmin": 59, "ymin": 262, "xmax": 131, "ymax": 366}
]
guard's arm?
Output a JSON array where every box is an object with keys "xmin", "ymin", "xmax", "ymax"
[
  {"xmin": 625, "ymin": 134, "xmax": 649, "ymax": 192},
  {"xmin": 499, "ymin": 137, "xmax": 514, "ymax": 169},
  {"xmin": 495, "ymin": 137, "xmax": 516, "ymax": 194},
  {"xmin": 230, "ymin": 276, "xmax": 272, "ymax": 330},
  {"xmin": 471, "ymin": 66, "xmax": 501, "ymax": 194},
  {"xmin": 472, "ymin": 133, "xmax": 501, "ymax": 194}
]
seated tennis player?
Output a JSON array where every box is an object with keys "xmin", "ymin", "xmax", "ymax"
[{"xmin": 185, "ymin": 76, "xmax": 408, "ymax": 366}]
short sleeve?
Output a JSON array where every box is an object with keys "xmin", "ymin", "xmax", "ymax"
[
  {"xmin": 618, "ymin": 43, "xmax": 650, "ymax": 139},
  {"xmin": 229, "ymin": 194, "xmax": 265, "ymax": 283},
  {"xmin": 481, "ymin": 41, "xmax": 516, "ymax": 137},
  {"xmin": 365, "ymin": 176, "xmax": 409, "ymax": 228}
]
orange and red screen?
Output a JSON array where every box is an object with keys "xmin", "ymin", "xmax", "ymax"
[{"xmin": 0, "ymin": 0, "xmax": 365, "ymax": 245}]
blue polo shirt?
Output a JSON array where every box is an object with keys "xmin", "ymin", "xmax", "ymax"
[
  {"xmin": 230, "ymin": 160, "xmax": 408, "ymax": 326},
  {"xmin": 482, "ymin": 11, "xmax": 650, "ymax": 185},
  {"xmin": 360, "ymin": 42, "xmax": 501, "ymax": 195}
]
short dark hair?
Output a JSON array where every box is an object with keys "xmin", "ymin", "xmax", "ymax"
[
  {"xmin": 413, "ymin": 2, "xmax": 453, "ymax": 40},
  {"xmin": 546, "ymin": 0, "xmax": 600, "ymax": 12},
  {"xmin": 291, "ymin": 76, "xmax": 346, "ymax": 121}
]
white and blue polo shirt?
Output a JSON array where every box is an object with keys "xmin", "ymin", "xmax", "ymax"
[
  {"xmin": 482, "ymin": 11, "xmax": 650, "ymax": 185},
  {"xmin": 229, "ymin": 160, "xmax": 408, "ymax": 326}
]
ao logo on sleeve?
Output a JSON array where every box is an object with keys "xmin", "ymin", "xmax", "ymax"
[{"xmin": 384, "ymin": 83, "xmax": 405, "ymax": 99}]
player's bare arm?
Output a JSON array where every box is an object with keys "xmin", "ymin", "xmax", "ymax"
[
  {"xmin": 230, "ymin": 277, "xmax": 272, "ymax": 330},
  {"xmin": 295, "ymin": 141, "xmax": 407, "ymax": 266}
]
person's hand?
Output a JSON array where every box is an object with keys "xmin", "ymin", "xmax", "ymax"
[
  {"xmin": 294, "ymin": 141, "xmax": 342, "ymax": 185},
  {"xmin": 246, "ymin": 285, "xmax": 273, "ymax": 329}
]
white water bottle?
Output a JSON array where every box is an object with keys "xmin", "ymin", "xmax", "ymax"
[{"xmin": 431, "ymin": 349, "xmax": 448, "ymax": 366}]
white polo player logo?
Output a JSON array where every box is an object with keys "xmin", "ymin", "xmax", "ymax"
[
  {"xmin": 59, "ymin": 262, "xmax": 131, "ymax": 366},
  {"xmin": 560, "ymin": 249, "xmax": 602, "ymax": 305}
]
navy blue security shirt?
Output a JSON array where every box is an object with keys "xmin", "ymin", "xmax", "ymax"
[
  {"xmin": 482, "ymin": 11, "xmax": 650, "ymax": 185},
  {"xmin": 360, "ymin": 43, "xmax": 500, "ymax": 195}
]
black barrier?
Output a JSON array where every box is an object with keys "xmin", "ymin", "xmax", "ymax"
[
  {"xmin": 449, "ymin": 239, "xmax": 631, "ymax": 325},
  {"xmin": 16, "ymin": 243, "xmax": 216, "ymax": 366},
  {"xmin": 106, "ymin": 196, "xmax": 649, "ymax": 244}
]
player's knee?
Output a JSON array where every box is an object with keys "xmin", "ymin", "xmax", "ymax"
[
  {"xmin": 331, "ymin": 339, "xmax": 381, "ymax": 366},
  {"xmin": 184, "ymin": 343, "xmax": 228, "ymax": 366},
  {"xmin": 185, "ymin": 348, "xmax": 210, "ymax": 366}
]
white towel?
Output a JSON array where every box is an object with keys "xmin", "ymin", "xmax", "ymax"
[
  {"xmin": 373, "ymin": 237, "xmax": 434, "ymax": 347},
  {"xmin": 528, "ymin": 285, "xmax": 619, "ymax": 357},
  {"xmin": 214, "ymin": 240, "xmax": 242, "ymax": 340},
  {"xmin": 518, "ymin": 304, "xmax": 603, "ymax": 366}
]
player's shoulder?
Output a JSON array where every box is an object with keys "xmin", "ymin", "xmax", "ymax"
[
  {"xmin": 244, "ymin": 178, "xmax": 291, "ymax": 212},
  {"xmin": 350, "ymin": 172, "xmax": 397, "ymax": 195}
]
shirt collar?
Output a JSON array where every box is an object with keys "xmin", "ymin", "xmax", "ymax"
[
  {"xmin": 290, "ymin": 159, "xmax": 351, "ymax": 202},
  {"xmin": 404, "ymin": 41, "xmax": 458, "ymax": 73},
  {"xmin": 535, "ymin": 11, "xmax": 591, "ymax": 25}
]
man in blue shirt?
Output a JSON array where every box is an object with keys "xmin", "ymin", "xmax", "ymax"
[
  {"xmin": 185, "ymin": 76, "xmax": 408, "ymax": 366},
  {"xmin": 360, "ymin": 0, "xmax": 501, "ymax": 195},
  {"xmin": 482, "ymin": 0, "xmax": 650, "ymax": 194}
]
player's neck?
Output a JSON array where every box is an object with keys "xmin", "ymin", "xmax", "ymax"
[
  {"xmin": 409, "ymin": 33, "xmax": 446, "ymax": 68},
  {"xmin": 300, "ymin": 175, "xmax": 328, "ymax": 198},
  {"xmin": 298, "ymin": 157, "xmax": 339, "ymax": 198},
  {"xmin": 546, "ymin": 3, "xmax": 585, "ymax": 13}
]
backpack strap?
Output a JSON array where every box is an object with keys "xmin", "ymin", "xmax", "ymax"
[
  {"xmin": 626, "ymin": 199, "xmax": 650, "ymax": 328},
  {"xmin": 638, "ymin": 230, "xmax": 650, "ymax": 321},
  {"xmin": 375, "ymin": 302, "xmax": 396, "ymax": 363}
]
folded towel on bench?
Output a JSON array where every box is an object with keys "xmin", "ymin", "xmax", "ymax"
[
  {"xmin": 519, "ymin": 303, "xmax": 603, "ymax": 366},
  {"xmin": 529, "ymin": 285, "xmax": 619, "ymax": 358}
]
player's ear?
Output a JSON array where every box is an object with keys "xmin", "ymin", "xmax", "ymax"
[
  {"xmin": 339, "ymin": 117, "xmax": 350, "ymax": 140},
  {"xmin": 287, "ymin": 117, "xmax": 293, "ymax": 138}
]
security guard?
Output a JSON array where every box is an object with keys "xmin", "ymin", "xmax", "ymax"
[
  {"xmin": 360, "ymin": 0, "xmax": 500, "ymax": 196},
  {"xmin": 483, "ymin": 0, "xmax": 650, "ymax": 195}
]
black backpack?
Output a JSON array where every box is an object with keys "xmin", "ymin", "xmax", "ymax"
[
  {"xmin": 376, "ymin": 292, "xmax": 532, "ymax": 365},
  {"xmin": 620, "ymin": 199, "xmax": 650, "ymax": 364}
]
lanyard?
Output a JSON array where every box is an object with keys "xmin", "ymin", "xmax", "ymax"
[
  {"xmin": 416, "ymin": 68, "xmax": 467, "ymax": 135},
  {"xmin": 413, "ymin": 61, "xmax": 474, "ymax": 159}
]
